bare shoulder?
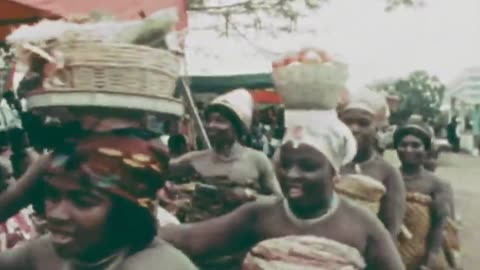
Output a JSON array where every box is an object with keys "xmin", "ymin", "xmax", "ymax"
[
  {"xmin": 121, "ymin": 238, "xmax": 198, "ymax": 270},
  {"xmin": 338, "ymin": 198, "xmax": 386, "ymax": 232},
  {"xmin": 244, "ymin": 147, "xmax": 270, "ymax": 163},
  {"xmin": 374, "ymin": 156, "xmax": 399, "ymax": 175},
  {"xmin": 0, "ymin": 235, "xmax": 63, "ymax": 269},
  {"xmin": 373, "ymin": 156, "xmax": 403, "ymax": 184},
  {"xmin": 422, "ymin": 170, "xmax": 449, "ymax": 187}
]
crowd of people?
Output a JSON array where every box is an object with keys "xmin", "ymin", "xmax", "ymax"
[
  {"xmin": 0, "ymin": 23, "xmax": 462, "ymax": 270},
  {"xmin": 0, "ymin": 84, "xmax": 460, "ymax": 269}
]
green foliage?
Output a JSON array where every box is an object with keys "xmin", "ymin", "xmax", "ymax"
[{"xmin": 370, "ymin": 71, "xmax": 446, "ymax": 125}]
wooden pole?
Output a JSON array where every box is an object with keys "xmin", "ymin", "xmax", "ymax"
[{"xmin": 180, "ymin": 77, "xmax": 211, "ymax": 149}]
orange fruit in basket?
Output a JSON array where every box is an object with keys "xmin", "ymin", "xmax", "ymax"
[
  {"xmin": 284, "ymin": 55, "xmax": 299, "ymax": 66},
  {"xmin": 300, "ymin": 50, "xmax": 322, "ymax": 63},
  {"xmin": 318, "ymin": 50, "xmax": 332, "ymax": 62}
]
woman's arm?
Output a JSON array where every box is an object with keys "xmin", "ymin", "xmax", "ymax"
[
  {"xmin": 0, "ymin": 153, "xmax": 50, "ymax": 222},
  {"xmin": 365, "ymin": 218, "xmax": 405, "ymax": 270},
  {"xmin": 380, "ymin": 166, "xmax": 406, "ymax": 238},
  {"xmin": 423, "ymin": 181, "xmax": 450, "ymax": 266},
  {"xmin": 168, "ymin": 152, "xmax": 200, "ymax": 180},
  {"xmin": 158, "ymin": 201, "xmax": 260, "ymax": 260},
  {"xmin": 0, "ymin": 237, "xmax": 34, "ymax": 270}
]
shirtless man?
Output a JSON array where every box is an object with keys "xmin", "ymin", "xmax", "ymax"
[
  {"xmin": 394, "ymin": 122, "xmax": 454, "ymax": 269},
  {"xmin": 169, "ymin": 89, "xmax": 282, "ymax": 221},
  {"xmin": 0, "ymin": 133, "xmax": 197, "ymax": 269},
  {"xmin": 160, "ymin": 110, "xmax": 404, "ymax": 270},
  {"xmin": 339, "ymin": 89, "xmax": 406, "ymax": 237}
]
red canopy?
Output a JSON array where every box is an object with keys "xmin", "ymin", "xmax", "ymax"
[
  {"xmin": 251, "ymin": 89, "xmax": 283, "ymax": 104},
  {"xmin": 1, "ymin": 0, "xmax": 188, "ymax": 40}
]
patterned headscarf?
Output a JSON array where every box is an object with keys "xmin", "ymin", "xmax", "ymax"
[{"xmin": 46, "ymin": 133, "xmax": 169, "ymax": 213}]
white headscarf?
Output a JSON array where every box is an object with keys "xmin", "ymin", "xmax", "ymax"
[
  {"xmin": 342, "ymin": 88, "xmax": 390, "ymax": 126},
  {"xmin": 282, "ymin": 109, "xmax": 357, "ymax": 173}
]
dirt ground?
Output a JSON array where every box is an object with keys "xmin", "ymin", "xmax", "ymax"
[{"xmin": 385, "ymin": 151, "xmax": 479, "ymax": 269}]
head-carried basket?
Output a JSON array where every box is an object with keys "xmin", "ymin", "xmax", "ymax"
[{"xmin": 27, "ymin": 40, "xmax": 183, "ymax": 116}]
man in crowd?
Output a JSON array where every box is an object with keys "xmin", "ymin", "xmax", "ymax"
[{"xmin": 169, "ymin": 89, "xmax": 282, "ymax": 221}]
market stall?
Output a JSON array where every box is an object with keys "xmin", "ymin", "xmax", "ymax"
[{"xmin": 0, "ymin": 0, "xmax": 188, "ymax": 41}]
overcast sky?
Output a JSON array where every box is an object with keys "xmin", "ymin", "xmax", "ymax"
[{"xmin": 187, "ymin": 0, "xmax": 480, "ymax": 90}]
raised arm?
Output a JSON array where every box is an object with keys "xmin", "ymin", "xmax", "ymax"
[
  {"xmin": 0, "ymin": 236, "xmax": 42, "ymax": 270},
  {"xmin": 365, "ymin": 217, "xmax": 405, "ymax": 270},
  {"xmin": 0, "ymin": 153, "xmax": 50, "ymax": 222},
  {"xmin": 379, "ymin": 166, "xmax": 406, "ymax": 238},
  {"xmin": 168, "ymin": 152, "xmax": 198, "ymax": 180},
  {"xmin": 158, "ymin": 201, "xmax": 260, "ymax": 260}
]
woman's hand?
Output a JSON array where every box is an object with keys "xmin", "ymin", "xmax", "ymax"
[
  {"xmin": 421, "ymin": 251, "xmax": 442, "ymax": 270},
  {"xmin": 0, "ymin": 153, "xmax": 51, "ymax": 222},
  {"xmin": 224, "ymin": 187, "xmax": 256, "ymax": 204}
]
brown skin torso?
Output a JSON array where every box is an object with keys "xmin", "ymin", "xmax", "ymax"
[
  {"xmin": 402, "ymin": 169, "xmax": 452, "ymax": 254},
  {"xmin": 340, "ymin": 109, "xmax": 406, "ymax": 238},
  {"xmin": 341, "ymin": 155, "xmax": 406, "ymax": 238},
  {"xmin": 160, "ymin": 198, "xmax": 405, "ymax": 270},
  {"xmin": 258, "ymin": 199, "xmax": 377, "ymax": 253},
  {"xmin": 397, "ymin": 133, "xmax": 453, "ymax": 267}
]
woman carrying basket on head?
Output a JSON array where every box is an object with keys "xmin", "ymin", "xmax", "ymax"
[{"xmin": 158, "ymin": 49, "xmax": 405, "ymax": 270}]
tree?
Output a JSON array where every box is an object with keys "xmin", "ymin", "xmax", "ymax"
[
  {"xmin": 187, "ymin": 0, "xmax": 425, "ymax": 34},
  {"xmin": 369, "ymin": 70, "xmax": 446, "ymax": 125}
]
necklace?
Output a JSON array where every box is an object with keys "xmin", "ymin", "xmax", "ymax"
[
  {"xmin": 283, "ymin": 193, "xmax": 339, "ymax": 226},
  {"xmin": 68, "ymin": 249, "xmax": 128, "ymax": 270}
]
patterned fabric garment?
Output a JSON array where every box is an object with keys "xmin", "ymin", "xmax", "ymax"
[
  {"xmin": 168, "ymin": 142, "xmax": 275, "ymax": 223},
  {"xmin": 0, "ymin": 208, "xmax": 35, "ymax": 252}
]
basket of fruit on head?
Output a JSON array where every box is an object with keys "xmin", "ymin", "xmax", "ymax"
[{"xmin": 272, "ymin": 49, "xmax": 348, "ymax": 110}]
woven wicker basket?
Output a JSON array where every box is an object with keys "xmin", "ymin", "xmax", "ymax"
[
  {"xmin": 242, "ymin": 236, "xmax": 366, "ymax": 270},
  {"xmin": 27, "ymin": 90, "xmax": 184, "ymax": 117},
  {"xmin": 28, "ymin": 41, "xmax": 180, "ymax": 114},
  {"xmin": 397, "ymin": 192, "xmax": 432, "ymax": 270},
  {"xmin": 335, "ymin": 174, "xmax": 385, "ymax": 214},
  {"xmin": 272, "ymin": 63, "xmax": 348, "ymax": 110}
]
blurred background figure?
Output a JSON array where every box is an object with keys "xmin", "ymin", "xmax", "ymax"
[
  {"xmin": 168, "ymin": 134, "xmax": 189, "ymax": 158},
  {"xmin": 447, "ymin": 116, "xmax": 461, "ymax": 153}
]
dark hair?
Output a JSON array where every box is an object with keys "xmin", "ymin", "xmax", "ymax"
[
  {"xmin": 7, "ymin": 128, "xmax": 28, "ymax": 152},
  {"xmin": 2, "ymin": 91, "xmax": 15, "ymax": 100},
  {"xmin": 0, "ymin": 131, "xmax": 9, "ymax": 149},
  {"xmin": 107, "ymin": 196, "xmax": 157, "ymax": 254},
  {"xmin": 168, "ymin": 134, "xmax": 187, "ymax": 155},
  {"xmin": 163, "ymin": 120, "xmax": 172, "ymax": 134},
  {"xmin": 205, "ymin": 105, "xmax": 245, "ymax": 138},
  {"xmin": 393, "ymin": 126, "xmax": 432, "ymax": 151}
]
